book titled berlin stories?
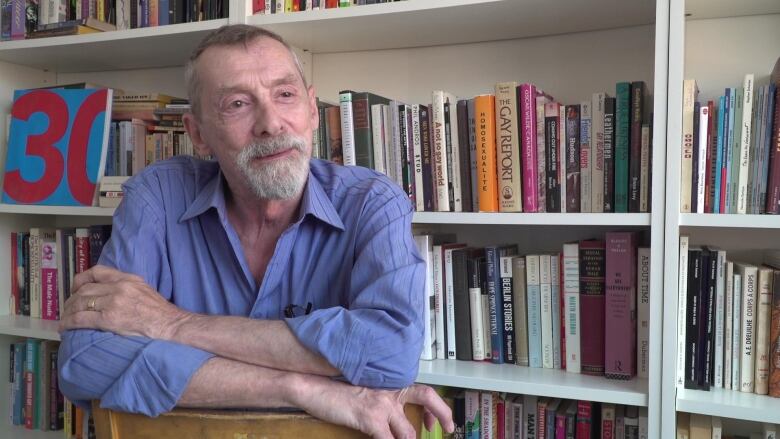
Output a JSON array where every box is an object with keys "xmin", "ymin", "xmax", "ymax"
[{"xmin": 3, "ymin": 88, "xmax": 113, "ymax": 206}]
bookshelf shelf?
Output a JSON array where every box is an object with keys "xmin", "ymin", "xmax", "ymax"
[
  {"xmin": 417, "ymin": 360, "xmax": 648, "ymax": 407},
  {"xmin": 0, "ymin": 315, "xmax": 61, "ymax": 341},
  {"xmin": 679, "ymin": 213, "xmax": 780, "ymax": 229},
  {"xmin": 684, "ymin": 0, "xmax": 780, "ymax": 20},
  {"xmin": 0, "ymin": 19, "xmax": 228, "ymax": 73},
  {"xmin": 249, "ymin": 0, "xmax": 655, "ymax": 54},
  {"xmin": 0, "ymin": 204, "xmax": 115, "ymax": 217},
  {"xmin": 413, "ymin": 212, "xmax": 651, "ymax": 226},
  {"xmin": 676, "ymin": 388, "xmax": 780, "ymax": 424}
]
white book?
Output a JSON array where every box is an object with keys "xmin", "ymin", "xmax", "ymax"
[
  {"xmin": 681, "ymin": 79, "xmax": 698, "ymax": 212},
  {"xmin": 411, "ymin": 104, "xmax": 425, "ymax": 211},
  {"xmin": 580, "ymin": 101, "xmax": 593, "ymax": 212},
  {"xmin": 431, "ymin": 91, "xmax": 451, "ymax": 211},
  {"xmin": 523, "ymin": 394, "xmax": 538, "ymax": 439},
  {"xmin": 469, "ymin": 287, "xmax": 485, "ymax": 361},
  {"xmin": 413, "ymin": 235, "xmax": 436, "ymax": 360},
  {"xmin": 444, "ymin": 247, "xmax": 458, "ymax": 360},
  {"xmin": 509, "ymin": 396, "xmax": 523, "ymax": 439},
  {"xmin": 339, "ymin": 91, "xmax": 356, "ymax": 166},
  {"xmin": 513, "ymin": 257, "xmax": 530, "ymax": 366},
  {"xmin": 464, "ymin": 391, "xmax": 480, "ymax": 438},
  {"xmin": 389, "ymin": 101, "xmax": 404, "ymax": 188},
  {"xmin": 480, "ymin": 392, "xmax": 493, "ymax": 439},
  {"xmin": 275, "ymin": 0, "xmax": 283, "ymax": 13},
  {"xmin": 371, "ymin": 104, "xmax": 386, "ymax": 175},
  {"xmin": 732, "ymin": 273, "xmax": 743, "ymax": 390},
  {"xmin": 494, "ymin": 82, "xmax": 522, "ymax": 213},
  {"xmin": 526, "ymin": 254, "xmax": 542, "ymax": 367},
  {"xmin": 540, "ymin": 254, "xmax": 554, "ymax": 368},
  {"xmin": 637, "ymin": 247, "xmax": 651, "ymax": 378},
  {"xmin": 116, "ymin": 0, "xmax": 132, "ymax": 29},
  {"xmin": 483, "ymin": 294, "xmax": 492, "ymax": 360},
  {"xmin": 676, "ymin": 235, "xmax": 690, "ymax": 387},
  {"xmin": 763, "ymin": 423, "xmax": 777, "ymax": 439},
  {"xmin": 697, "ymin": 105, "xmax": 709, "ymax": 213},
  {"xmin": 432, "ymin": 245, "xmax": 446, "ymax": 359},
  {"xmin": 445, "ymin": 93, "xmax": 463, "ymax": 212},
  {"xmin": 724, "ymin": 261, "xmax": 734, "ymax": 390},
  {"xmin": 737, "ymin": 74, "xmax": 755, "ymax": 214},
  {"xmin": 755, "ymin": 266, "xmax": 773, "ymax": 395},
  {"xmin": 714, "ymin": 249, "xmax": 726, "ymax": 387},
  {"xmin": 264, "ymin": 0, "xmax": 271, "ymax": 13},
  {"xmin": 639, "ymin": 407, "xmax": 649, "ymax": 439},
  {"xmin": 591, "ymin": 92, "xmax": 606, "ymax": 213},
  {"xmin": 559, "ymin": 105, "xmax": 567, "ymax": 212},
  {"xmin": 563, "ymin": 243, "xmax": 581, "ymax": 373},
  {"xmin": 550, "ymin": 254, "xmax": 562, "ymax": 369},
  {"xmin": 711, "ymin": 417, "xmax": 722, "ymax": 439},
  {"xmin": 736, "ymin": 262, "xmax": 758, "ymax": 392}
]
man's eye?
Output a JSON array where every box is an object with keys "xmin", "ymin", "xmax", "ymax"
[
  {"xmin": 230, "ymin": 101, "xmax": 245, "ymax": 108},
  {"xmin": 280, "ymin": 91, "xmax": 295, "ymax": 98}
]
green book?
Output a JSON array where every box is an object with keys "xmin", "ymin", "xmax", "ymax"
[
  {"xmin": 614, "ymin": 82, "xmax": 631, "ymax": 212},
  {"xmin": 25, "ymin": 339, "xmax": 41, "ymax": 429}
]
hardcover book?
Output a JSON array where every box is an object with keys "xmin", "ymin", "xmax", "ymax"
[
  {"xmin": 605, "ymin": 231, "xmax": 638, "ymax": 379},
  {"xmin": 579, "ymin": 240, "xmax": 606, "ymax": 376},
  {"xmin": 3, "ymin": 88, "xmax": 113, "ymax": 206}
]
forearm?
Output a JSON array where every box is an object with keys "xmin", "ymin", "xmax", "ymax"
[{"xmin": 170, "ymin": 314, "xmax": 340, "ymax": 377}]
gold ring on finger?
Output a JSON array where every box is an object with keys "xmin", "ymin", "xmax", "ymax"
[{"xmin": 87, "ymin": 297, "xmax": 97, "ymax": 312}]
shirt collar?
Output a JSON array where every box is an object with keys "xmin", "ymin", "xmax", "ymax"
[{"xmin": 179, "ymin": 165, "xmax": 345, "ymax": 231}]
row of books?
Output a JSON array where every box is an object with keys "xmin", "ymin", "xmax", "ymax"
[
  {"xmin": 252, "ymin": 0, "xmax": 402, "ymax": 15},
  {"xmin": 9, "ymin": 339, "xmax": 63, "ymax": 431},
  {"xmin": 1, "ymin": 0, "xmax": 228, "ymax": 40},
  {"xmin": 681, "ymin": 59, "xmax": 780, "ymax": 215},
  {"xmin": 431, "ymin": 386, "xmax": 646, "ymax": 439},
  {"xmin": 414, "ymin": 232, "xmax": 651, "ymax": 381},
  {"xmin": 675, "ymin": 237, "xmax": 780, "ymax": 397},
  {"xmin": 676, "ymin": 412, "xmax": 777, "ymax": 439},
  {"xmin": 9, "ymin": 225, "xmax": 112, "ymax": 319},
  {"xmin": 318, "ymin": 82, "xmax": 653, "ymax": 214}
]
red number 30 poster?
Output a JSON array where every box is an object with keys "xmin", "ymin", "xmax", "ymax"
[{"xmin": 2, "ymin": 88, "xmax": 113, "ymax": 206}]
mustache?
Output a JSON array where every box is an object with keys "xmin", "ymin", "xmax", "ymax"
[{"xmin": 240, "ymin": 135, "xmax": 306, "ymax": 160}]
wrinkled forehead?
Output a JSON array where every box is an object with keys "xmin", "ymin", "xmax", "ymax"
[{"xmin": 195, "ymin": 37, "xmax": 304, "ymax": 87}]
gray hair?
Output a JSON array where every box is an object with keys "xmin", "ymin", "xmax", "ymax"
[{"xmin": 184, "ymin": 24, "xmax": 307, "ymax": 118}]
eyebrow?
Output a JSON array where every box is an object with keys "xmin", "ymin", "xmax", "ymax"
[{"xmin": 214, "ymin": 73, "xmax": 303, "ymax": 97}]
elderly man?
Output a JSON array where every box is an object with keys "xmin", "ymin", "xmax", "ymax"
[{"xmin": 58, "ymin": 24, "xmax": 453, "ymax": 439}]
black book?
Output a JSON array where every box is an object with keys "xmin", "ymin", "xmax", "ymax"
[
  {"xmin": 684, "ymin": 248, "xmax": 703, "ymax": 389},
  {"xmin": 88, "ymin": 225, "xmax": 113, "ymax": 267},
  {"xmin": 443, "ymin": 100, "xmax": 455, "ymax": 211},
  {"xmin": 452, "ymin": 247, "xmax": 473, "ymax": 361},
  {"xmin": 629, "ymin": 81, "xmax": 645, "ymax": 212},
  {"xmin": 699, "ymin": 247, "xmax": 717, "ymax": 390},
  {"xmin": 545, "ymin": 111, "xmax": 560, "ymax": 212},
  {"xmin": 419, "ymin": 105, "xmax": 434, "ymax": 211},
  {"xmin": 603, "ymin": 97, "xmax": 616, "ymax": 212},
  {"xmin": 457, "ymin": 100, "xmax": 473, "ymax": 213},
  {"xmin": 499, "ymin": 255, "xmax": 516, "ymax": 364}
]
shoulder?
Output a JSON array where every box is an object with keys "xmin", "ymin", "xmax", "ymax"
[
  {"xmin": 121, "ymin": 156, "xmax": 219, "ymax": 213},
  {"xmin": 309, "ymin": 159, "xmax": 410, "ymax": 212}
]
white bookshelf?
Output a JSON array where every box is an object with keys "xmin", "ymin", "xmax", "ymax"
[
  {"xmin": 418, "ymin": 360, "xmax": 648, "ymax": 407},
  {"xmin": 0, "ymin": 0, "xmax": 672, "ymax": 437},
  {"xmin": 660, "ymin": 0, "xmax": 780, "ymax": 437}
]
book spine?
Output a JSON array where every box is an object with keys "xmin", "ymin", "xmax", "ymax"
[
  {"xmin": 500, "ymin": 256, "xmax": 515, "ymax": 364},
  {"xmin": 457, "ymin": 100, "xmax": 473, "ymax": 212},
  {"xmin": 371, "ymin": 104, "xmax": 386, "ymax": 175},
  {"xmin": 579, "ymin": 241, "xmax": 606, "ymax": 375},
  {"xmin": 495, "ymin": 82, "xmax": 523, "ymax": 212},
  {"xmin": 410, "ymin": 105, "xmax": 424, "ymax": 210},
  {"xmin": 468, "ymin": 257, "xmax": 485, "ymax": 361},
  {"xmin": 453, "ymin": 249, "xmax": 472, "ymax": 361},
  {"xmin": 730, "ymin": 88, "xmax": 744, "ymax": 213},
  {"xmin": 696, "ymin": 106, "xmax": 708, "ymax": 212},
  {"xmin": 575, "ymin": 401, "xmax": 592, "ymax": 439},
  {"xmin": 432, "ymin": 91, "xmax": 451, "ymax": 211},
  {"xmin": 442, "ymin": 101, "xmax": 456, "ymax": 211},
  {"xmin": 513, "ymin": 257, "xmax": 529, "ymax": 366},
  {"xmin": 605, "ymin": 232, "xmax": 638, "ymax": 379},
  {"xmin": 486, "ymin": 246, "xmax": 505, "ymax": 363},
  {"xmin": 769, "ymin": 270, "xmax": 780, "ymax": 396},
  {"xmin": 413, "ymin": 236, "xmax": 435, "ymax": 361},
  {"xmin": 640, "ymin": 123, "xmax": 651, "ymax": 212},
  {"xmin": 480, "ymin": 392, "xmax": 493, "ymax": 439},
  {"xmin": 540, "ymin": 254, "xmax": 554, "ymax": 369},
  {"xmin": 420, "ymin": 105, "xmax": 434, "ymax": 211},
  {"xmin": 526, "ymin": 255, "xmax": 542, "ymax": 368},
  {"xmin": 675, "ymin": 238, "xmax": 689, "ymax": 386},
  {"xmin": 704, "ymin": 101, "xmax": 716, "ymax": 213},
  {"xmin": 766, "ymin": 86, "xmax": 780, "ymax": 213},
  {"xmin": 339, "ymin": 91, "xmax": 356, "ymax": 166},
  {"xmin": 591, "ymin": 93, "xmax": 606, "ymax": 213},
  {"xmin": 537, "ymin": 96, "xmax": 548, "ymax": 212},
  {"xmin": 566, "ymin": 104, "xmax": 581, "ymax": 212},
  {"xmin": 681, "ymin": 80, "xmax": 697, "ymax": 212},
  {"xmin": 467, "ymin": 99, "xmax": 479, "ymax": 212},
  {"xmin": 551, "ymin": 254, "xmax": 562, "ymax": 370},
  {"xmin": 724, "ymin": 261, "xmax": 734, "ymax": 390},
  {"xmin": 403, "ymin": 104, "xmax": 416, "ymax": 205},
  {"xmin": 715, "ymin": 96, "xmax": 726, "ymax": 213},
  {"xmin": 580, "ymin": 101, "xmax": 592, "ymax": 212},
  {"xmin": 614, "ymin": 82, "xmax": 631, "ymax": 212},
  {"xmin": 732, "ymin": 273, "xmax": 743, "ymax": 390},
  {"xmin": 739, "ymin": 263, "xmax": 757, "ymax": 392},
  {"xmin": 524, "ymin": 395, "xmax": 538, "ymax": 439},
  {"xmin": 475, "ymin": 95, "xmax": 498, "ymax": 212},
  {"xmin": 714, "ymin": 250, "xmax": 726, "ymax": 387},
  {"xmin": 520, "ymin": 83, "xmax": 539, "ymax": 212},
  {"xmin": 603, "ymin": 97, "xmax": 616, "ymax": 212},
  {"xmin": 28, "ymin": 230, "xmax": 41, "ymax": 319},
  {"xmin": 545, "ymin": 103, "xmax": 561, "ymax": 212},
  {"xmin": 432, "ymin": 245, "xmax": 446, "ymax": 360},
  {"xmin": 737, "ymin": 74, "xmax": 755, "ymax": 214},
  {"xmin": 465, "ymin": 391, "xmax": 480, "ymax": 439},
  {"xmin": 699, "ymin": 250, "xmax": 716, "ymax": 390},
  {"xmin": 755, "ymin": 267, "xmax": 773, "ymax": 395},
  {"xmin": 40, "ymin": 231, "xmax": 58, "ymax": 321},
  {"xmin": 684, "ymin": 249, "xmax": 702, "ymax": 389},
  {"xmin": 637, "ymin": 247, "xmax": 651, "ymax": 379},
  {"xmin": 563, "ymin": 243, "xmax": 581, "ymax": 373},
  {"xmin": 629, "ymin": 81, "xmax": 644, "ymax": 212},
  {"xmin": 560, "ymin": 105, "xmax": 567, "ymax": 213}
]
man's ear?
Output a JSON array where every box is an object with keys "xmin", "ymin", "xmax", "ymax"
[
  {"xmin": 307, "ymin": 85, "xmax": 319, "ymax": 129},
  {"xmin": 183, "ymin": 112, "xmax": 213, "ymax": 157}
]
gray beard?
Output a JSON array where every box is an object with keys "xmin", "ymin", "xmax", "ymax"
[{"xmin": 235, "ymin": 134, "xmax": 310, "ymax": 200}]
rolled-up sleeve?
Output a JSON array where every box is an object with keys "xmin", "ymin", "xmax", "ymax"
[
  {"xmin": 286, "ymin": 190, "xmax": 425, "ymax": 389},
  {"xmin": 58, "ymin": 180, "xmax": 214, "ymax": 416}
]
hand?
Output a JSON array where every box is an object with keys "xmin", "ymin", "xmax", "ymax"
[
  {"xmin": 294, "ymin": 377, "xmax": 454, "ymax": 439},
  {"xmin": 59, "ymin": 265, "xmax": 189, "ymax": 339}
]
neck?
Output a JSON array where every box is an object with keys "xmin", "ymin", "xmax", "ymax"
[{"xmin": 223, "ymin": 177, "xmax": 304, "ymax": 233}]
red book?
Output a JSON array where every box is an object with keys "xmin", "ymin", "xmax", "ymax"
[
  {"xmin": 579, "ymin": 240, "xmax": 606, "ymax": 376},
  {"xmin": 326, "ymin": 0, "xmax": 337, "ymax": 7},
  {"xmin": 519, "ymin": 83, "xmax": 539, "ymax": 212},
  {"xmin": 555, "ymin": 408, "xmax": 567, "ymax": 439},
  {"xmin": 704, "ymin": 100, "xmax": 715, "ymax": 213},
  {"xmin": 252, "ymin": 0, "xmax": 263, "ymax": 13},
  {"xmin": 496, "ymin": 399, "xmax": 505, "ymax": 439},
  {"xmin": 576, "ymin": 401, "xmax": 594, "ymax": 439},
  {"xmin": 605, "ymin": 232, "xmax": 639, "ymax": 379},
  {"xmin": 536, "ymin": 399, "xmax": 547, "ymax": 439}
]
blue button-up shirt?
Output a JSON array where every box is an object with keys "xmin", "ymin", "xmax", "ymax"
[{"xmin": 58, "ymin": 156, "xmax": 425, "ymax": 417}]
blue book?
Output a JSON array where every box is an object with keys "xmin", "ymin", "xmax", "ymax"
[
  {"xmin": 485, "ymin": 246, "xmax": 504, "ymax": 364},
  {"xmin": 724, "ymin": 88, "xmax": 735, "ymax": 213},
  {"xmin": 550, "ymin": 255, "xmax": 562, "ymax": 369},
  {"xmin": 158, "ymin": 0, "xmax": 169, "ymax": 25},
  {"xmin": 3, "ymin": 88, "xmax": 113, "ymax": 206},
  {"xmin": 526, "ymin": 255, "xmax": 543, "ymax": 368},
  {"xmin": 760, "ymin": 84, "xmax": 776, "ymax": 211},
  {"xmin": 714, "ymin": 95, "xmax": 726, "ymax": 213}
]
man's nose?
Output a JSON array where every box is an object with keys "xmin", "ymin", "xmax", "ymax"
[{"xmin": 252, "ymin": 103, "xmax": 285, "ymax": 137}]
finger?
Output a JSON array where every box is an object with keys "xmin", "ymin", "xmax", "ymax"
[
  {"xmin": 403, "ymin": 385, "xmax": 454, "ymax": 433},
  {"xmin": 370, "ymin": 425, "xmax": 393, "ymax": 439},
  {"xmin": 387, "ymin": 410, "xmax": 415, "ymax": 439},
  {"xmin": 59, "ymin": 310, "xmax": 103, "ymax": 332},
  {"xmin": 72, "ymin": 265, "xmax": 143, "ymax": 293},
  {"xmin": 423, "ymin": 408, "xmax": 436, "ymax": 433},
  {"xmin": 63, "ymin": 285, "xmax": 112, "ymax": 316}
]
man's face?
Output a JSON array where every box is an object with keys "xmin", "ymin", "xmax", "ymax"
[{"xmin": 188, "ymin": 37, "xmax": 318, "ymax": 200}]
